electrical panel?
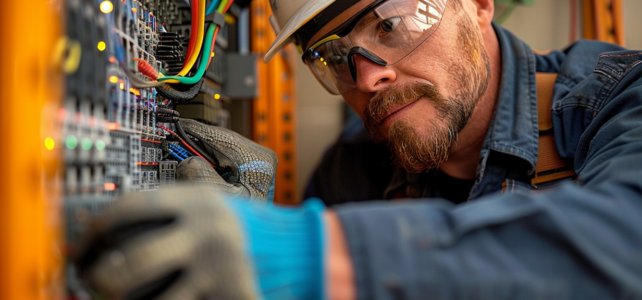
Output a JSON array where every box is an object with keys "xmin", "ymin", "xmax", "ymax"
[{"xmin": 58, "ymin": 0, "xmax": 253, "ymax": 297}]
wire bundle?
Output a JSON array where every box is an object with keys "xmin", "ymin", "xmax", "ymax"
[{"xmin": 158, "ymin": 0, "xmax": 234, "ymax": 84}]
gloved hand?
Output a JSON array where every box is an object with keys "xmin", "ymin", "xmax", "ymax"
[
  {"xmin": 75, "ymin": 185, "xmax": 259, "ymax": 300},
  {"xmin": 75, "ymin": 184, "xmax": 326, "ymax": 300},
  {"xmin": 176, "ymin": 118, "xmax": 278, "ymax": 202}
]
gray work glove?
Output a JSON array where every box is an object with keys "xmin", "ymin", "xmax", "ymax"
[
  {"xmin": 75, "ymin": 184, "xmax": 259, "ymax": 300},
  {"xmin": 177, "ymin": 118, "xmax": 277, "ymax": 201}
]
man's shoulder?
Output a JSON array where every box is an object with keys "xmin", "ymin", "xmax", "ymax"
[
  {"xmin": 535, "ymin": 40, "xmax": 629, "ymax": 80},
  {"xmin": 545, "ymin": 43, "xmax": 642, "ymax": 163}
]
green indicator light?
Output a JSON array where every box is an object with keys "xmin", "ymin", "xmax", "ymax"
[
  {"xmin": 96, "ymin": 139, "xmax": 106, "ymax": 151},
  {"xmin": 66, "ymin": 135, "xmax": 78, "ymax": 149},
  {"xmin": 81, "ymin": 138, "xmax": 93, "ymax": 150}
]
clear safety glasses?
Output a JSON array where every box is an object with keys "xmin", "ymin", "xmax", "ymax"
[{"xmin": 302, "ymin": 0, "xmax": 448, "ymax": 95}]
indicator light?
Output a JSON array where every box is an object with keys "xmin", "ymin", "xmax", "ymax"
[
  {"xmin": 132, "ymin": 7, "xmax": 138, "ymax": 13},
  {"xmin": 57, "ymin": 108, "xmax": 66, "ymax": 121},
  {"xmin": 109, "ymin": 56, "xmax": 116, "ymax": 63},
  {"xmin": 66, "ymin": 135, "xmax": 78, "ymax": 150},
  {"xmin": 99, "ymin": 1, "xmax": 113, "ymax": 13},
  {"xmin": 104, "ymin": 182, "xmax": 116, "ymax": 191},
  {"xmin": 107, "ymin": 122, "xmax": 119, "ymax": 130},
  {"xmin": 81, "ymin": 138, "xmax": 93, "ymax": 150},
  {"xmin": 45, "ymin": 138, "xmax": 55, "ymax": 150},
  {"xmin": 109, "ymin": 75, "xmax": 119, "ymax": 83},
  {"xmin": 214, "ymin": 94, "xmax": 221, "ymax": 100},
  {"xmin": 96, "ymin": 140, "xmax": 106, "ymax": 151},
  {"xmin": 211, "ymin": 52, "xmax": 215, "ymax": 57},
  {"xmin": 119, "ymin": 81, "xmax": 125, "ymax": 90},
  {"xmin": 97, "ymin": 41, "xmax": 106, "ymax": 51}
]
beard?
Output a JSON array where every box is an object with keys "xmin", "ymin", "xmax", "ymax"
[{"xmin": 363, "ymin": 13, "xmax": 490, "ymax": 173}]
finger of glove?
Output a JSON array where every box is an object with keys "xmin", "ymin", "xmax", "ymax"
[
  {"xmin": 180, "ymin": 118, "xmax": 277, "ymax": 174},
  {"xmin": 75, "ymin": 189, "xmax": 181, "ymax": 265},
  {"xmin": 85, "ymin": 185, "xmax": 225, "ymax": 233},
  {"xmin": 154, "ymin": 277, "xmax": 198, "ymax": 300},
  {"xmin": 177, "ymin": 157, "xmax": 227, "ymax": 185},
  {"xmin": 177, "ymin": 157, "xmax": 250, "ymax": 198},
  {"xmin": 87, "ymin": 226, "xmax": 191, "ymax": 295}
]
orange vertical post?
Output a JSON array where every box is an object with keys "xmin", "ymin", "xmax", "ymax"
[
  {"xmin": 582, "ymin": 0, "xmax": 625, "ymax": 46},
  {"xmin": 0, "ymin": 1, "xmax": 65, "ymax": 300},
  {"xmin": 251, "ymin": 0, "xmax": 298, "ymax": 205}
]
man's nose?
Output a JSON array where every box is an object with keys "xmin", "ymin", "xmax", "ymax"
[{"xmin": 350, "ymin": 54, "xmax": 397, "ymax": 93}]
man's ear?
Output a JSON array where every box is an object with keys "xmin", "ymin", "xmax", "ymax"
[{"xmin": 465, "ymin": 0, "xmax": 495, "ymax": 33}]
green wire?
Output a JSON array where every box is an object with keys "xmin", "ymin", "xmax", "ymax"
[
  {"xmin": 159, "ymin": 24, "xmax": 216, "ymax": 84},
  {"xmin": 218, "ymin": 0, "xmax": 230, "ymax": 13}
]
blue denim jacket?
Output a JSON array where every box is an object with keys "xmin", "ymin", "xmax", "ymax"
[{"xmin": 333, "ymin": 24, "xmax": 642, "ymax": 299}]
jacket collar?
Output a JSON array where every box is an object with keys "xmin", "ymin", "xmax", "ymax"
[{"xmin": 484, "ymin": 23, "xmax": 539, "ymax": 173}]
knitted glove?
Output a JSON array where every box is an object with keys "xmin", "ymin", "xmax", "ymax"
[
  {"xmin": 75, "ymin": 184, "xmax": 325, "ymax": 300},
  {"xmin": 177, "ymin": 118, "xmax": 277, "ymax": 201}
]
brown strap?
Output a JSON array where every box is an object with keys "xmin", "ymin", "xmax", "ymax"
[
  {"xmin": 536, "ymin": 73, "xmax": 557, "ymax": 131},
  {"xmin": 531, "ymin": 73, "xmax": 575, "ymax": 185},
  {"xmin": 532, "ymin": 49, "xmax": 552, "ymax": 56}
]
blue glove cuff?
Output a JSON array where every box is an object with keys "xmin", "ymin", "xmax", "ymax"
[{"xmin": 225, "ymin": 198, "xmax": 326, "ymax": 300}]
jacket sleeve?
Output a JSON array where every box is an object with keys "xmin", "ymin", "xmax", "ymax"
[{"xmin": 334, "ymin": 56, "xmax": 642, "ymax": 300}]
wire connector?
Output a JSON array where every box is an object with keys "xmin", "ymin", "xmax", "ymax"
[{"xmin": 205, "ymin": 11, "xmax": 226, "ymax": 27}]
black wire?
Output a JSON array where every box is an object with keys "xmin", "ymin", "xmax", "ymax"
[
  {"xmin": 191, "ymin": 23, "xmax": 209, "ymax": 75},
  {"xmin": 173, "ymin": 120, "xmax": 219, "ymax": 167},
  {"xmin": 155, "ymin": 78, "xmax": 204, "ymax": 103}
]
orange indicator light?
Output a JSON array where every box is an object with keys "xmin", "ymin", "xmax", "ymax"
[
  {"xmin": 104, "ymin": 182, "xmax": 116, "ymax": 191},
  {"xmin": 107, "ymin": 122, "xmax": 119, "ymax": 130},
  {"xmin": 109, "ymin": 75, "xmax": 119, "ymax": 83},
  {"xmin": 132, "ymin": 7, "xmax": 138, "ymax": 13}
]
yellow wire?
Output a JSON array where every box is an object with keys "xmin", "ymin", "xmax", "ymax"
[{"xmin": 163, "ymin": 0, "xmax": 205, "ymax": 84}]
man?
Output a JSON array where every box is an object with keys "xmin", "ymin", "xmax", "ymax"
[{"xmin": 76, "ymin": 0, "xmax": 642, "ymax": 299}]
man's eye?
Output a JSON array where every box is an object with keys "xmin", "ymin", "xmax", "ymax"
[{"xmin": 379, "ymin": 17, "xmax": 401, "ymax": 33}]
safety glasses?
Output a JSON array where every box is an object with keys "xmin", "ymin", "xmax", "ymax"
[{"xmin": 302, "ymin": 0, "xmax": 448, "ymax": 95}]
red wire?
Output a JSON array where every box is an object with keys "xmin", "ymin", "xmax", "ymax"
[
  {"xmin": 224, "ymin": 0, "xmax": 234, "ymax": 13},
  {"xmin": 184, "ymin": 0, "xmax": 200, "ymax": 67},
  {"xmin": 133, "ymin": 58, "xmax": 159, "ymax": 80},
  {"xmin": 206, "ymin": 27, "xmax": 220, "ymax": 67},
  {"xmin": 157, "ymin": 125, "xmax": 217, "ymax": 168}
]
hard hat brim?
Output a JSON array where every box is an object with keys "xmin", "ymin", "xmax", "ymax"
[{"xmin": 264, "ymin": 0, "xmax": 336, "ymax": 63}]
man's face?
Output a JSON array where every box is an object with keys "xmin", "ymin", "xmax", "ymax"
[{"xmin": 306, "ymin": 0, "xmax": 490, "ymax": 173}]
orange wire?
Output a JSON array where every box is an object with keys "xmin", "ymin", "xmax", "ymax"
[{"xmin": 184, "ymin": 0, "xmax": 200, "ymax": 66}]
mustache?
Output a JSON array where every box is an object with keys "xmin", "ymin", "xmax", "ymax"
[{"xmin": 364, "ymin": 83, "xmax": 445, "ymax": 124}]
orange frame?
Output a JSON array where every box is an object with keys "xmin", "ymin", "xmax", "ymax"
[
  {"xmin": 251, "ymin": 0, "xmax": 298, "ymax": 205},
  {"xmin": 0, "ymin": 1, "xmax": 65, "ymax": 299}
]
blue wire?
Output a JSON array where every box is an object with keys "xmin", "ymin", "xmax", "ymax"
[
  {"xmin": 169, "ymin": 149, "xmax": 185, "ymax": 161},
  {"xmin": 206, "ymin": 0, "xmax": 222, "ymax": 15}
]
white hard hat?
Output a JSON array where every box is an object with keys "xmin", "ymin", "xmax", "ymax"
[{"xmin": 264, "ymin": 0, "xmax": 337, "ymax": 62}]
